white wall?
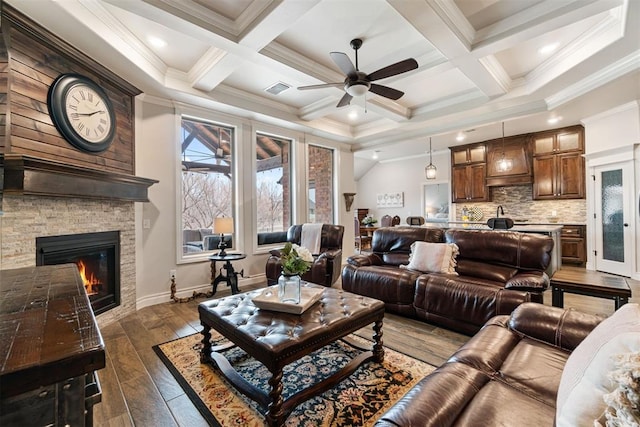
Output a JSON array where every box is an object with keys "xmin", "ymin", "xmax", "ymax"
[
  {"xmin": 582, "ymin": 101, "xmax": 640, "ymax": 280},
  {"xmin": 134, "ymin": 96, "xmax": 355, "ymax": 307},
  {"xmin": 355, "ymin": 151, "xmax": 451, "ymax": 224}
]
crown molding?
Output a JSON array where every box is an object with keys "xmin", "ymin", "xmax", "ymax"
[
  {"xmin": 429, "ymin": 0, "xmax": 475, "ymax": 49},
  {"xmin": 546, "ymin": 50, "xmax": 640, "ymax": 109}
]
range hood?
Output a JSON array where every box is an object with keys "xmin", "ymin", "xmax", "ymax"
[{"xmin": 485, "ymin": 137, "xmax": 532, "ymax": 187}]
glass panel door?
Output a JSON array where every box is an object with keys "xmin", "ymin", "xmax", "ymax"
[
  {"xmin": 594, "ymin": 162, "xmax": 633, "ymax": 277},
  {"xmin": 601, "ymin": 169, "xmax": 624, "ymax": 262}
]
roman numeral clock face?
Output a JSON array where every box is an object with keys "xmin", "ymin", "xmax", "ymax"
[{"xmin": 48, "ymin": 74, "xmax": 116, "ymax": 153}]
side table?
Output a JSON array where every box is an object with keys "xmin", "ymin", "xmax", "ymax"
[
  {"xmin": 209, "ymin": 253, "xmax": 246, "ymax": 295},
  {"xmin": 550, "ymin": 267, "xmax": 631, "ymax": 310}
]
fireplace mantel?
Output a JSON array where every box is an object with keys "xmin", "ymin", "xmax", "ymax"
[{"xmin": 1, "ymin": 154, "xmax": 158, "ymax": 202}]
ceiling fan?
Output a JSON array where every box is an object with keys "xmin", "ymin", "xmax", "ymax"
[{"xmin": 298, "ymin": 38, "xmax": 418, "ymax": 108}]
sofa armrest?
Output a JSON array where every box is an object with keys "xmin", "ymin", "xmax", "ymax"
[
  {"xmin": 505, "ymin": 271, "xmax": 549, "ymax": 291},
  {"xmin": 508, "ymin": 302, "xmax": 604, "ymax": 352},
  {"xmin": 346, "ymin": 253, "xmax": 382, "ymax": 267},
  {"xmin": 269, "ymin": 248, "xmax": 283, "ymax": 257},
  {"xmin": 317, "ymin": 248, "xmax": 341, "ymax": 261}
]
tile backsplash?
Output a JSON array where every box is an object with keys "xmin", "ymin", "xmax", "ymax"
[{"xmin": 454, "ymin": 185, "xmax": 587, "ymax": 224}]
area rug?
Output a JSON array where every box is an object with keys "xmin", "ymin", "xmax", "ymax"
[{"xmin": 153, "ymin": 332, "xmax": 435, "ymax": 426}]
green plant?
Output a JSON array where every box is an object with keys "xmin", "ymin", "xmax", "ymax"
[
  {"xmin": 281, "ymin": 242, "xmax": 313, "ymax": 275},
  {"xmin": 362, "ymin": 215, "xmax": 378, "ymax": 225}
]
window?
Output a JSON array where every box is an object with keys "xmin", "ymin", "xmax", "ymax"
[
  {"xmin": 307, "ymin": 145, "xmax": 335, "ymax": 223},
  {"xmin": 256, "ymin": 132, "xmax": 292, "ymax": 246},
  {"xmin": 180, "ymin": 117, "xmax": 234, "ymax": 255}
]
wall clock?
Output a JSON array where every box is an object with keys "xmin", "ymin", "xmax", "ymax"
[{"xmin": 47, "ymin": 73, "xmax": 116, "ymax": 153}]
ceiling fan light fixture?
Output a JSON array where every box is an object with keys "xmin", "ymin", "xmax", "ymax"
[{"xmin": 345, "ymin": 82, "xmax": 370, "ymax": 97}]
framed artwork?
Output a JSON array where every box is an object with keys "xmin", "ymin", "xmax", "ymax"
[{"xmin": 377, "ymin": 192, "xmax": 404, "ymax": 208}]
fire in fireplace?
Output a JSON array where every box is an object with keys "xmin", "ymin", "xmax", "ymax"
[{"xmin": 36, "ymin": 231, "xmax": 120, "ymax": 315}]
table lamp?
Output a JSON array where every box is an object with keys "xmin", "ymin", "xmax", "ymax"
[{"xmin": 213, "ymin": 217, "xmax": 234, "ymax": 257}]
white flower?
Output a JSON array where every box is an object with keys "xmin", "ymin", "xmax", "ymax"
[{"xmin": 293, "ymin": 244, "xmax": 313, "ymax": 262}]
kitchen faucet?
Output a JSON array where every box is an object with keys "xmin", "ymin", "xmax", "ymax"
[{"xmin": 496, "ymin": 205, "xmax": 504, "ymax": 217}]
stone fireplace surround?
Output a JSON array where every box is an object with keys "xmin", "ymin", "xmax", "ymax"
[{"xmin": 0, "ymin": 194, "xmax": 136, "ymax": 327}]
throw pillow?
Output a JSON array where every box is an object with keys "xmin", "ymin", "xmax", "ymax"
[
  {"xmin": 556, "ymin": 303, "xmax": 640, "ymax": 427},
  {"xmin": 400, "ymin": 241, "xmax": 459, "ymax": 274},
  {"xmin": 594, "ymin": 352, "xmax": 640, "ymax": 427}
]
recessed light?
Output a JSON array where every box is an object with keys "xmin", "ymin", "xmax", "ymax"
[
  {"xmin": 372, "ymin": 151, "xmax": 379, "ymax": 160},
  {"xmin": 348, "ymin": 110, "xmax": 358, "ymax": 120},
  {"xmin": 148, "ymin": 36, "xmax": 167, "ymax": 48},
  {"xmin": 539, "ymin": 43, "xmax": 559, "ymax": 55},
  {"xmin": 548, "ymin": 116, "xmax": 562, "ymax": 124},
  {"xmin": 456, "ymin": 133, "xmax": 465, "ymax": 142}
]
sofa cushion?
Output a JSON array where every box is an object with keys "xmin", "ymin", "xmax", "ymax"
[
  {"xmin": 456, "ymin": 259, "xmax": 517, "ymax": 282},
  {"xmin": 401, "ymin": 241, "xmax": 459, "ymax": 274},
  {"xmin": 556, "ymin": 303, "xmax": 640, "ymax": 427}
]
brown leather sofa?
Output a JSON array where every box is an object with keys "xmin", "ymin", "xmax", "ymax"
[
  {"xmin": 375, "ymin": 303, "xmax": 603, "ymax": 426},
  {"xmin": 265, "ymin": 224, "xmax": 344, "ymax": 287},
  {"xmin": 342, "ymin": 227, "xmax": 554, "ymax": 334}
]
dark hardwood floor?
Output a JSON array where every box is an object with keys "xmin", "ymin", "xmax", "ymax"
[{"xmin": 93, "ymin": 268, "xmax": 640, "ymax": 426}]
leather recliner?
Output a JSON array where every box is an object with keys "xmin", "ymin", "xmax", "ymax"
[
  {"xmin": 375, "ymin": 303, "xmax": 604, "ymax": 426},
  {"xmin": 265, "ymin": 224, "xmax": 344, "ymax": 287},
  {"xmin": 342, "ymin": 227, "xmax": 554, "ymax": 334}
]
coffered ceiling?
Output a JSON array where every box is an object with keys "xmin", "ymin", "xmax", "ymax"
[{"xmin": 8, "ymin": 0, "xmax": 640, "ymax": 172}]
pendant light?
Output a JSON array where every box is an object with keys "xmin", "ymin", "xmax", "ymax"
[
  {"xmin": 425, "ymin": 137, "xmax": 437, "ymax": 180},
  {"xmin": 496, "ymin": 122, "xmax": 513, "ymax": 172}
]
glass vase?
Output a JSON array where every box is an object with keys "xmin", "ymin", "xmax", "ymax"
[{"xmin": 278, "ymin": 273, "xmax": 301, "ymax": 304}]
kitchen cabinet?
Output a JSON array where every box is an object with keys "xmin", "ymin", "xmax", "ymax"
[
  {"xmin": 561, "ymin": 225, "xmax": 586, "ymax": 266},
  {"xmin": 533, "ymin": 126, "xmax": 585, "ymax": 200},
  {"xmin": 451, "ymin": 143, "xmax": 486, "ymax": 165},
  {"xmin": 451, "ymin": 143, "xmax": 487, "ymax": 203},
  {"xmin": 533, "ymin": 126, "xmax": 583, "ymax": 155},
  {"xmin": 452, "ymin": 163, "xmax": 487, "ymax": 202}
]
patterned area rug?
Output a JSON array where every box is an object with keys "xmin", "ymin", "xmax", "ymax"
[{"xmin": 154, "ymin": 332, "xmax": 435, "ymax": 426}]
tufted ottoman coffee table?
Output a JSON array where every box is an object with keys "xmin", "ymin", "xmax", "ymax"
[{"xmin": 198, "ymin": 285, "xmax": 385, "ymax": 426}]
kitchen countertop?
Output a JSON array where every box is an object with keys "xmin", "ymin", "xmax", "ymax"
[{"xmin": 423, "ymin": 221, "xmax": 564, "ymax": 233}]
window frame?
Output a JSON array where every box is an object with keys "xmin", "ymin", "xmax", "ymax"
[
  {"xmin": 306, "ymin": 142, "xmax": 337, "ymax": 224},
  {"xmin": 252, "ymin": 125, "xmax": 303, "ymax": 254},
  {"xmin": 175, "ymin": 106, "xmax": 243, "ymax": 264}
]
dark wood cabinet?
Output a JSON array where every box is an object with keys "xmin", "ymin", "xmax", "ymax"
[
  {"xmin": 486, "ymin": 135, "xmax": 532, "ymax": 186},
  {"xmin": 533, "ymin": 126, "xmax": 584, "ymax": 155},
  {"xmin": 532, "ymin": 126, "xmax": 585, "ymax": 200},
  {"xmin": 451, "ymin": 143, "xmax": 487, "ymax": 203},
  {"xmin": 561, "ymin": 225, "xmax": 586, "ymax": 265},
  {"xmin": 452, "ymin": 164, "xmax": 487, "ymax": 202},
  {"xmin": 451, "ymin": 144, "xmax": 486, "ymax": 165}
]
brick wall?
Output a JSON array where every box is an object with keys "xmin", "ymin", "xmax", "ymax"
[
  {"xmin": 0, "ymin": 195, "xmax": 136, "ymax": 326},
  {"xmin": 309, "ymin": 145, "xmax": 333, "ymax": 223}
]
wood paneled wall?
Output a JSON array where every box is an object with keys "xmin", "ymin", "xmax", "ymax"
[{"xmin": 0, "ymin": 5, "xmax": 141, "ymax": 175}]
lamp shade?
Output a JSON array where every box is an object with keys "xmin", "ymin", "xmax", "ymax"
[
  {"xmin": 345, "ymin": 82, "xmax": 370, "ymax": 97},
  {"xmin": 213, "ymin": 217, "xmax": 234, "ymax": 234}
]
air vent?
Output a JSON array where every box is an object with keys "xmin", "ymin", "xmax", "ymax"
[{"xmin": 265, "ymin": 82, "xmax": 290, "ymax": 95}]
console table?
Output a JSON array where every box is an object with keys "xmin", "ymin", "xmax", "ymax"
[
  {"xmin": 209, "ymin": 253, "xmax": 246, "ymax": 295},
  {"xmin": 0, "ymin": 264, "xmax": 105, "ymax": 426}
]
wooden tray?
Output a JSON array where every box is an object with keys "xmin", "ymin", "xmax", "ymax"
[{"xmin": 251, "ymin": 286, "xmax": 324, "ymax": 314}]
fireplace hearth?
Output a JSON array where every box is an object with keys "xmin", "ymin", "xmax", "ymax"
[{"xmin": 36, "ymin": 231, "xmax": 120, "ymax": 315}]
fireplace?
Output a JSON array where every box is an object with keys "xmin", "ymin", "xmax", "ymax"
[{"xmin": 36, "ymin": 231, "xmax": 120, "ymax": 315}]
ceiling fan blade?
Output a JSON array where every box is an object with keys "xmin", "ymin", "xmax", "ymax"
[
  {"xmin": 330, "ymin": 52, "xmax": 357, "ymax": 76},
  {"xmin": 298, "ymin": 82, "xmax": 343, "ymax": 90},
  {"xmin": 367, "ymin": 58, "xmax": 418, "ymax": 82},
  {"xmin": 336, "ymin": 92, "xmax": 352, "ymax": 108},
  {"xmin": 369, "ymin": 83, "xmax": 404, "ymax": 100}
]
